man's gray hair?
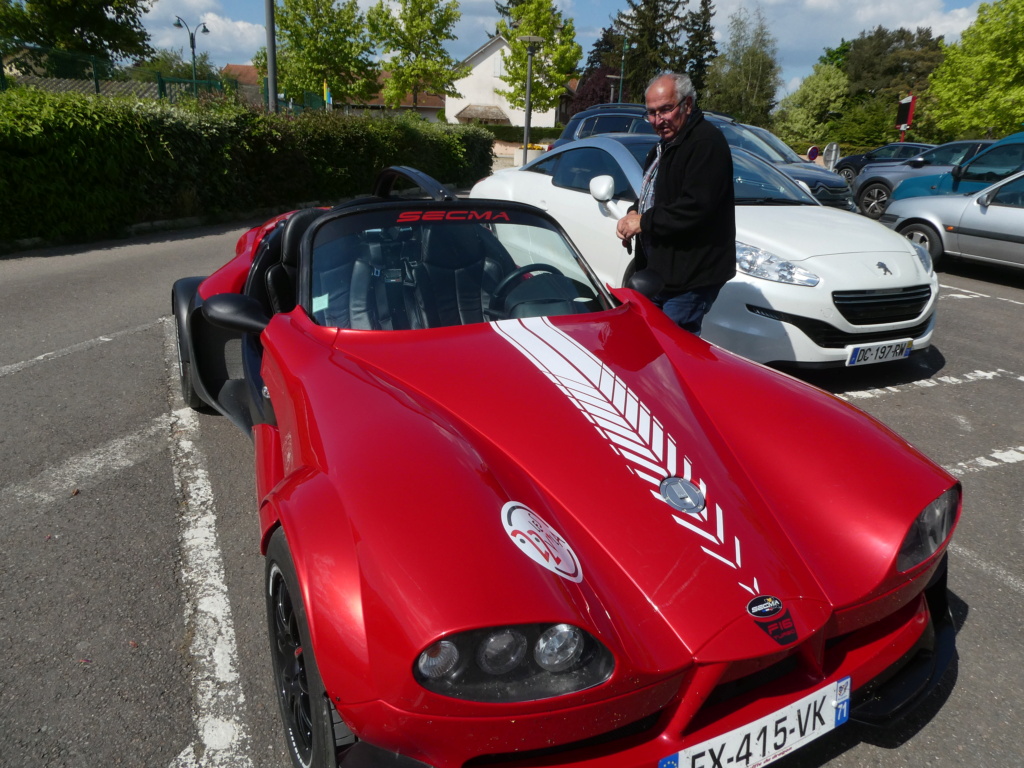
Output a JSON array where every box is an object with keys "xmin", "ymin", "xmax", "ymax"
[{"xmin": 646, "ymin": 72, "xmax": 696, "ymax": 104}]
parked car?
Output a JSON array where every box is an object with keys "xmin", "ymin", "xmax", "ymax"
[
  {"xmin": 470, "ymin": 134, "xmax": 938, "ymax": 368},
  {"xmin": 549, "ymin": 103, "xmax": 653, "ymax": 149},
  {"xmin": 552, "ymin": 104, "xmax": 854, "ymax": 209},
  {"xmin": 833, "ymin": 142, "xmax": 935, "ymax": 184},
  {"xmin": 173, "ymin": 165, "xmax": 960, "ymax": 768},
  {"xmin": 852, "ymin": 140, "xmax": 994, "ymax": 219},
  {"xmin": 881, "ymin": 169, "xmax": 1024, "ymax": 270},
  {"xmin": 890, "ymin": 131, "xmax": 1024, "ymax": 202}
]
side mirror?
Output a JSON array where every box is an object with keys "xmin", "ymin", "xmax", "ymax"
[
  {"xmin": 951, "ymin": 164, "xmax": 964, "ymax": 180},
  {"xmin": 908, "ymin": 157, "xmax": 926, "ymax": 167},
  {"xmin": 589, "ymin": 174, "xmax": 616, "ymax": 203},
  {"xmin": 203, "ymin": 293, "xmax": 270, "ymax": 334},
  {"xmin": 625, "ymin": 268, "xmax": 664, "ymax": 299},
  {"xmin": 977, "ymin": 190, "xmax": 994, "ymax": 207}
]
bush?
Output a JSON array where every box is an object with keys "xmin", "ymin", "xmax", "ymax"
[{"xmin": 0, "ymin": 90, "xmax": 495, "ymax": 246}]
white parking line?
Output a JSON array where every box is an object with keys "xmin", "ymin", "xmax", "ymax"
[
  {"xmin": 0, "ymin": 320, "xmax": 163, "ymax": 378},
  {"xmin": 0, "ymin": 415, "xmax": 170, "ymax": 506},
  {"xmin": 164, "ymin": 318, "xmax": 253, "ymax": 768},
  {"xmin": 943, "ymin": 445, "xmax": 1024, "ymax": 477},
  {"xmin": 839, "ymin": 369, "xmax": 1020, "ymax": 401},
  {"xmin": 939, "ymin": 283, "xmax": 1024, "ymax": 307},
  {"xmin": 951, "ymin": 543, "xmax": 1024, "ymax": 599}
]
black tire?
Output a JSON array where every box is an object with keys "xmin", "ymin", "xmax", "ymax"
[
  {"xmin": 173, "ymin": 313, "xmax": 204, "ymax": 410},
  {"xmin": 857, "ymin": 182, "xmax": 890, "ymax": 219},
  {"xmin": 837, "ymin": 165, "xmax": 856, "ymax": 184},
  {"xmin": 266, "ymin": 528, "xmax": 355, "ymax": 768},
  {"xmin": 899, "ymin": 222, "xmax": 944, "ymax": 267}
]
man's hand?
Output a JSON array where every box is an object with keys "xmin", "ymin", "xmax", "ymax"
[{"xmin": 616, "ymin": 211, "xmax": 642, "ymax": 240}]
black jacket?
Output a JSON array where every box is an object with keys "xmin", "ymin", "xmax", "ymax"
[{"xmin": 633, "ymin": 108, "xmax": 736, "ymax": 292}]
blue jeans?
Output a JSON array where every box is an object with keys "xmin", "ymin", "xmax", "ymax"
[{"xmin": 654, "ymin": 285, "xmax": 723, "ymax": 336}]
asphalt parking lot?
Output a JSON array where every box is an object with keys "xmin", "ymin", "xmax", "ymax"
[{"xmin": 0, "ymin": 228, "xmax": 1021, "ymax": 768}]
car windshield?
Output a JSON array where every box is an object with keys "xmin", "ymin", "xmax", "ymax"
[
  {"xmin": 748, "ymin": 127, "xmax": 805, "ymax": 163},
  {"xmin": 305, "ymin": 206, "xmax": 614, "ymax": 331},
  {"xmin": 712, "ymin": 122, "xmax": 788, "ymax": 164},
  {"xmin": 733, "ymin": 151, "xmax": 818, "ymax": 205}
]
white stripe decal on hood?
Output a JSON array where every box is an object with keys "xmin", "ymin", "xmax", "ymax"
[{"xmin": 493, "ymin": 316, "xmax": 761, "ymax": 596}]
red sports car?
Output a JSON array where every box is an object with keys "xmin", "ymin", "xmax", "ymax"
[{"xmin": 172, "ymin": 167, "xmax": 960, "ymax": 768}]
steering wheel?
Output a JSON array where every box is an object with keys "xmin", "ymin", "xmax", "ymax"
[{"xmin": 491, "ymin": 263, "xmax": 565, "ymax": 304}]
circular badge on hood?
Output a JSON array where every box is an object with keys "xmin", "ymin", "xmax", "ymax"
[
  {"xmin": 747, "ymin": 595, "xmax": 784, "ymax": 618},
  {"xmin": 660, "ymin": 477, "xmax": 706, "ymax": 514},
  {"xmin": 502, "ymin": 502, "xmax": 583, "ymax": 582}
]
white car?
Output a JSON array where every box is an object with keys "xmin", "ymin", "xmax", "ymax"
[{"xmin": 470, "ymin": 135, "xmax": 939, "ymax": 368}]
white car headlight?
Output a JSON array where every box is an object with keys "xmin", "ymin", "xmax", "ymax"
[
  {"xmin": 897, "ymin": 487, "xmax": 960, "ymax": 572},
  {"xmin": 909, "ymin": 239, "xmax": 933, "ymax": 274},
  {"xmin": 735, "ymin": 243, "xmax": 820, "ymax": 286}
]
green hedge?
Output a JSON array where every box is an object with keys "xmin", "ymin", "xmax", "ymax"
[
  {"xmin": 0, "ymin": 89, "xmax": 495, "ymax": 245},
  {"xmin": 485, "ymin": 124, "xmax": 563, "ymax": 144}
]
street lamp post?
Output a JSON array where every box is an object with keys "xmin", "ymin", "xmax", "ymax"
[
  {"xmin": 517, "ymin": 35, "xmax": 544, "ymax": 166},
  {"xmin": 606, "ymin": 75, "xmax": 620, "ymax": 103},
  {"xmin": 173, "ymin": 16, "xmax": 209, "ymax": 97},
  {"xmin": 618, "ymin": 39, "xmax": 635, "ymax": 103}
]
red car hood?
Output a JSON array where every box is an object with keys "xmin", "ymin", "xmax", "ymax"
[{"xmin": 276, "ymin": 300, "xmax": 954, "ymax": 679}]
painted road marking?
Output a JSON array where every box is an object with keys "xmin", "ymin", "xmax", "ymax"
[
  {"xmin": 0, "ymin": 320, "xmax": 163, "ymax": 378},
  {"xmin": 163, "ymin": 318, "xmax": 253, "ymax": 768}
]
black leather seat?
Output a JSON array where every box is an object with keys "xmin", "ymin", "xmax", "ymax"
[
  {"xmin": 266, "ymin": 208, "xmax": 323, "ymax": 314},
  {"xmin": 407, "ymin": 225, "xmax": 516, "ymax": 328}
]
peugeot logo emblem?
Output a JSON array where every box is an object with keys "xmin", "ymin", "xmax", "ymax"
[
  {"xmin": 876, "ymin": 261, "xmax": 892, "ymax": 275},
  {"xmin": 659, "ymin": 477, "xmax": 706, "ymax": 514}
]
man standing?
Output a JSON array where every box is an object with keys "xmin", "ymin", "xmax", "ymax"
[{"xmin": 615, "ymin": 72, "xmax": 735, "ymax": 336}]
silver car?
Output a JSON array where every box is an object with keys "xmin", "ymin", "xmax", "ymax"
[
  {"xmin": 881, "ymin": 169, "xmax": 1024, "ymax": 270},
  {"xmin": 852, "ymin": 140, "xmax": 994, "ymax": 219}
]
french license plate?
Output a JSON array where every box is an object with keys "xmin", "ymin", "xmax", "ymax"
[
  {"xmin": 845, "ymin": 339, "xmax": 913, "ymax": 366},
  {"xmin": 659, "ymin": 676, "xmax": 851, "ymax": 768}
]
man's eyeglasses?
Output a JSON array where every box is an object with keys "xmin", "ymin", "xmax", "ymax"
[{"xmin": 645, "ymin": 101, "xmax": 682, "ymax": 119}]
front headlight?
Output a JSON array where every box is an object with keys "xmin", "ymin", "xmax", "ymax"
[
  {"xmin": 910, "ymin": 239, "xmax": 933, "ymax": 274},
  {"xmin": 414, "ymin": 623, "xmax": 614, "ymax": 702},
  {"xmin": 897, "ymin": 487, "xmax": 960, "ymax": 572},
  {"xmin": 735, "ymin": 243, "xmax": 820, "ymax": 286}
]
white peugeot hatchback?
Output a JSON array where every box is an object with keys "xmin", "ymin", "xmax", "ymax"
[{"xmin": 470, "ymin": 134, "xmax": 938, "ymax": 368}]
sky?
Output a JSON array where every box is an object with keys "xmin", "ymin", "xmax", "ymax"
[{"xmin": 142, "ymin": 0, "xmax": 983, "ymax": 97}]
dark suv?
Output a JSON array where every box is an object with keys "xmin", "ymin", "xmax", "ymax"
[
  {"xmin": 549, "ymin": 103, "xmax": 654, "ymax": 149},
  {"xmin": 552, "ymin": 104, "xmax": 855, "ymax": 210},
  {"xmin": 833, "ymin": 142, "xmax": 935, "ymax": 184}
]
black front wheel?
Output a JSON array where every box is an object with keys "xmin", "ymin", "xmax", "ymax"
[
  {"xmin": 837, "ymin": 166, "xmax": 856, "ymax": 184},
  {"xmin": 899, "ymin": 222, "xmax": 945, "ymax": 267},
  {"xmin": 266, "ymin": 528, "xmax": 355, "ymax": 768},
  {"xmin": 857, "ymin": 183, "xmax": 890, "ymax": 219}
]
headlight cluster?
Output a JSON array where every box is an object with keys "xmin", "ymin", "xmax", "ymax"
[
  {"xmin": 735, "ymin": 243, "xmax": 820, "ymax": 286},
  {"xmin": 414, "ymin": 623, "xmax": 614, "ymax": 702},
  {"xmin": 909, "ymin": 239, "xmax": 934, "ymax": 274},
  {"xmin": 897, "ymin": 487, "xmax": 960, "ymax": 572}
]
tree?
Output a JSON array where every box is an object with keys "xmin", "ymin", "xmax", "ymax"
[
  {"xmin": 367, "ymin": 0, "xmax": 469, "ymax": 108},
  {"xmin": 680, "ymin": 0, "xmax": 717, "ymax": 95},
  {"xmin": 128, "ymin": 47, "xmax": 217, "ymax": 82},
  {"xmin": 0, "ymin": 0, "xmax": 153, "ymax": 74},
  {"xmin": 616, "ymin": 0, "xmax": 687, "ymax": 100},
  {"xmin": 274, "ymin": 0, "xmax": 377, "ymax": 103},
  {"xmin": 845, "ymin": 26, "xmax": 942, "ymax": 100},
  {"xmin": 928, "ymin": 0, "xmax": 1024, "ymax": 137},
  {"xmin": 773, "ymin": 62, "xmax": 849, "ymax": 147},
  {"xmin": 704, "ymin": 6, "xmax": 781, "ymax": 125},
  {"xmin": 494, "ymin": 0, "xmax": 581, "ymax": 113}
]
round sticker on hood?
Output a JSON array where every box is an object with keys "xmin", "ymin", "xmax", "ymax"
[
  {"xmin": 502, "ymin": 502, "xmax": 583, "ymax": 583},
  {"xmin": 747, "ymin": 595, "xmax": 784, "ymax": 618}
]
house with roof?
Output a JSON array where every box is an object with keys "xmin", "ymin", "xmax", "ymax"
[{"xmin": 445, "ymin": 36, "xmax": 572, "ymax": 127}]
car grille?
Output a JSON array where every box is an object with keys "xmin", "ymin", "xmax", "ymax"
[
  {"xmin": 832, "ymin": 285, "xmax": 933, "ymax": 325},
  {"xmin": 809, "ymin": 183, "xmax": 854, "ymax": 209},
  {"xmin": 746, "ymin": 305, "xmax": 933, "ymax": 348}
]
